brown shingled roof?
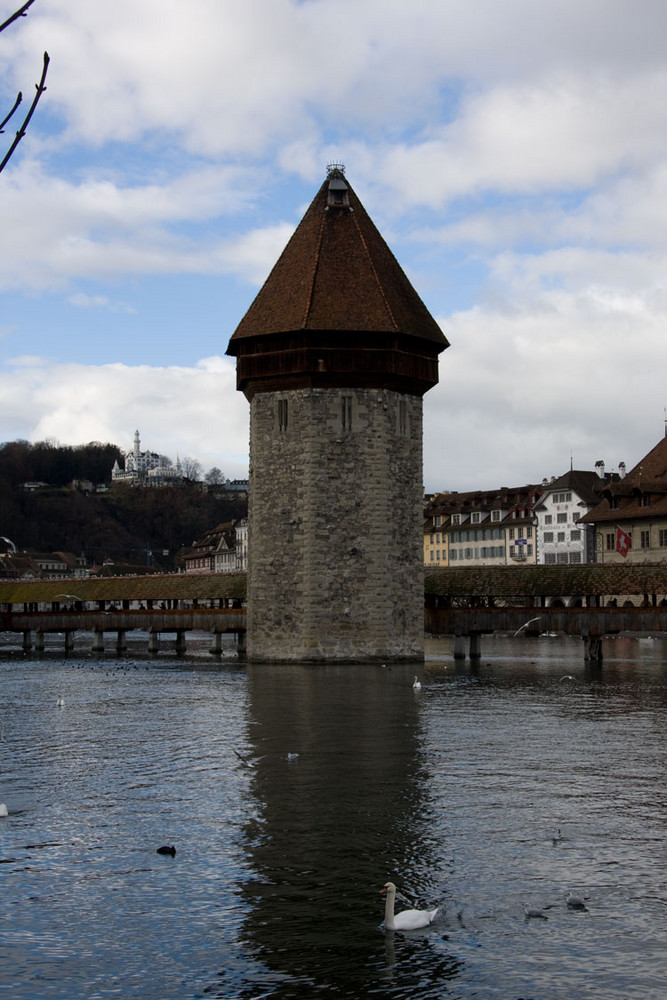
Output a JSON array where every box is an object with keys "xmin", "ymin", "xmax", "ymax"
[
  {"xmin": 425, "ymin": 564, "xmax": 667, "ymax": 597},
  {"xmin": 615, "ymin": 435, "xmax": 667, "ymax": 492},
  {"xmin": 227, "ymin": 168, "xmax": 448, "ymax": 349},
  {"xmin": 535, "ymin": 469, "xmax": 613, "ymax": 507},
  {"xmin": 581, "ymin": 436, "xmax": 667, "ymax": 523}
]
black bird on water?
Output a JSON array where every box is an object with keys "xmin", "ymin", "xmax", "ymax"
[{"xmin": 157, "ymin": 845, "xmax": 176, "ymax": 857}]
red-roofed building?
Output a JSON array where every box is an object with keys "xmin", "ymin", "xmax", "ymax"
[{"xmin": 581, "ymin": 433, "xmax": 667, "ymax": 563}]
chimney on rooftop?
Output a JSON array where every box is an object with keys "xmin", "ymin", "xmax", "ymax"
[
  {"xmin": 618, "ymin": 462, "xmax": 626, "ymax": 479},
  {"xmin": 595, "ymin": 460, "xmax": 605, "ymax": 479}
]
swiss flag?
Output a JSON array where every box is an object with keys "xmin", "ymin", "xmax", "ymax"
[{"xmin": 616, "ymin": 526, "xmax": 631, "ymax": 558}]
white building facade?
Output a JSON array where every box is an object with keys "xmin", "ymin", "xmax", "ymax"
[
  {"xmin": 112, "ymin": 430, "xmax": 183, "ymax": 486},
  {"xmin": 534, "ymin": 469, "xmax": 614, "ymax": 564}
]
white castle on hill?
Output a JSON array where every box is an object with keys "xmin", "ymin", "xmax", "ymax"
[{"xmin": 111, "ymin": 430, "xmax": 183, "ymax": 486}]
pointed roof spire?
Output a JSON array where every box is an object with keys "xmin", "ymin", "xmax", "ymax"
[
  {"xmin": 228, "ymin": 167, "xmax": 447, "ymax": 347},
  {"xmin": 227, "ymin": 168, "xmax": 448, "ymax": 398}
]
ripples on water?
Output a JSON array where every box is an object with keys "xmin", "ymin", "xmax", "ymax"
[{"xmin": 0, "ymin": 632, "xmax": 665, "ymax": 999}]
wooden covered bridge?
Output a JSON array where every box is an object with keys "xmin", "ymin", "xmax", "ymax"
[
  {"xmin": 0, "ymin": 573, "xmax": 247, "ymax": 654},
  {"xmin": 0, "ymin": 564, "xmax": 666, "ymax": 659},
  {"xmin": 425, "ymin": 564, "xmax": 667, "ymax": 660}
]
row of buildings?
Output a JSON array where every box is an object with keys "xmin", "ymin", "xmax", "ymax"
[
  {"xmin": 6, "ymin": 435, "xmax": 665, "ymax": 581},
  {"xmin": 179, "ymin": 433, "xmax": 667, "ymax": 577},
  {"xmin": 179, "ymin": 519, "xmax": 248, "ymax": 575},
  {"xmin": 0, "ymin": 549, "xmax": 90, "ymax": 580},
  {"xmin": 424, "ymin": 434, "xmax": 667, "ymax": 568}
]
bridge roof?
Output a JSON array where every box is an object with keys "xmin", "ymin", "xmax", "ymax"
[
  {"xmin": 5, "ymin": 565, "xmax": 665, "ymax": 605},
  {"xmin": 425, "ymin": 564, "xmax": 667, "ymax": 597},
  {"xmin": 0, "ymin": 573, "xmax": 247, "ymax": 605}
]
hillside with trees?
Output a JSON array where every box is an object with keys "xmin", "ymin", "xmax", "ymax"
[{"xmin": 0, "ymin": 440, "xmax": 246, "ymax": 571}]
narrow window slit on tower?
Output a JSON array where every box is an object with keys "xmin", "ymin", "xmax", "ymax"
[
  {"xmin": 341, "ymin": 395, "xmax": 352, "ymax": 431},
  {"xmin": 399, "ymin": 399, "xmax": 408, "ymax": 436},
  {"xmin": 278, "ymin": 398, "xmax": 288, "ymax": 432}
]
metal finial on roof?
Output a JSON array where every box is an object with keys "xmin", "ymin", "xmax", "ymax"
[{"xmin": 326, "ymin": 162, "xmax": 346, "ymax": 176}]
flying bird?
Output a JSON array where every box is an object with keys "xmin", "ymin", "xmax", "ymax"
[{"xmin": 513, "ymin": 616, "xmax": 542, "ymax": 636}]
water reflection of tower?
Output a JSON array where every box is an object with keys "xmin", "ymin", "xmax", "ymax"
[
  {"xmin": 235, "ymin": 665, "xmax": 459, "ymax": 996},
  {"xmin": 226, "ymin": 165, "xmax": 448, "ymax": 663}
]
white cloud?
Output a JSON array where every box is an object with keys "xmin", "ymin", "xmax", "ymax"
[
  {"xmin": 68, "ymin": 292, "xmax": 136, "ymax": 313},
  {"xmin": 373, "ymin": 69, "xmax": 667, "ymax": 211},
  {"xmin": 0, "ymin": 161, "xmax": 294, "ymax": 289},
  {"xmin": 0, "ymin": 355, "xmax": 250, "ymax": 477},
  {"xmin": 424, "ymin": 268, "xmax": 667, "ymax": 491},
  {"xmin": 3, "ymin": 0, "xmax": 667, "ymax": 496},
  {"xmin": 3, "ymin": 0, "xmax": 662, "ymax": 160}
]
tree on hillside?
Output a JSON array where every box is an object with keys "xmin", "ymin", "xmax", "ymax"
[
  {"xmin": 181, "ymin": 456, "xmax": 202, "ymax": 482},
  {"xmin": 205, "ymin": 466, "xmax": 226, "ymax": 486},
  {"xmin": 1, "ymin": 1, "xmax": 49, "ymax": 173},
  {"xmin": 0, "ymin": 439, "xmax": 123, "ymax": 486}
]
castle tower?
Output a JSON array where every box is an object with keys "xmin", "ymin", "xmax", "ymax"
[{"xmin": 226, "ymin": 166, "xmax": 448, "ymax": 662}]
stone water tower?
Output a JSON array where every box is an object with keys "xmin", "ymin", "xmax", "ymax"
[{"xmin": 226, "ymin": 166, "xmax": 448, "ymax": 662}]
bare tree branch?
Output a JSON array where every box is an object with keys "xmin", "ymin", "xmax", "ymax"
[
  {"xmin": 1, "ymin": 2, "xmax": 48, "ymax": 173},
  {"xmin": 0, "ymin": 90, "xmax": 22, "ymax": 133},
  {"xmin": 0, "ymin": 0, "xmax": 37, "ymax": 35},
  {"xmin": 0, "ymin": 49, "xmax": 48, "ymax": 173}
]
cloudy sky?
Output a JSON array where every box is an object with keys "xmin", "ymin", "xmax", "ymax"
[{"xmin": 1, "ymin": 0, "xmax": 666, "ymax": 492}]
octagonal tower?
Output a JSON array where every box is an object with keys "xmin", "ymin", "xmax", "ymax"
[{"xmin": 226, "ymin": 166, "xmax": 448, "ymax": 662}]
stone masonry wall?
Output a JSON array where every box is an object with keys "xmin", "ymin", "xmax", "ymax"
[{"xmin": 247, "ymin": 387, "xmax": 424, "ymax": 662}]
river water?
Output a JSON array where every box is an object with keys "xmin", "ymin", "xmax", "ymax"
[{"xmin": 0, "ymin": 633, "xmax": 665, "ymax": 999}]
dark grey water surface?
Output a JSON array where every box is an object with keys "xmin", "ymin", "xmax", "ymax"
[{"xmin": 1, "ymin": 633, "xmax": 665, "ymax": 999}]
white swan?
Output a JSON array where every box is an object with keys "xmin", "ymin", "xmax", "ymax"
[
  {"xmin": 0, "ymin": 803, "xmax": 7, "ymax": 817},
  {"xmin": 56, "ymin": 694, "xmax": 65, "ymax": 707},
  {"xmin": 412, "ymin": 676, "xmax": 422, "ymax": 690},
  {"xmin": 381, "ymin": 881, "xmax": 439, "ymax": 930}
]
